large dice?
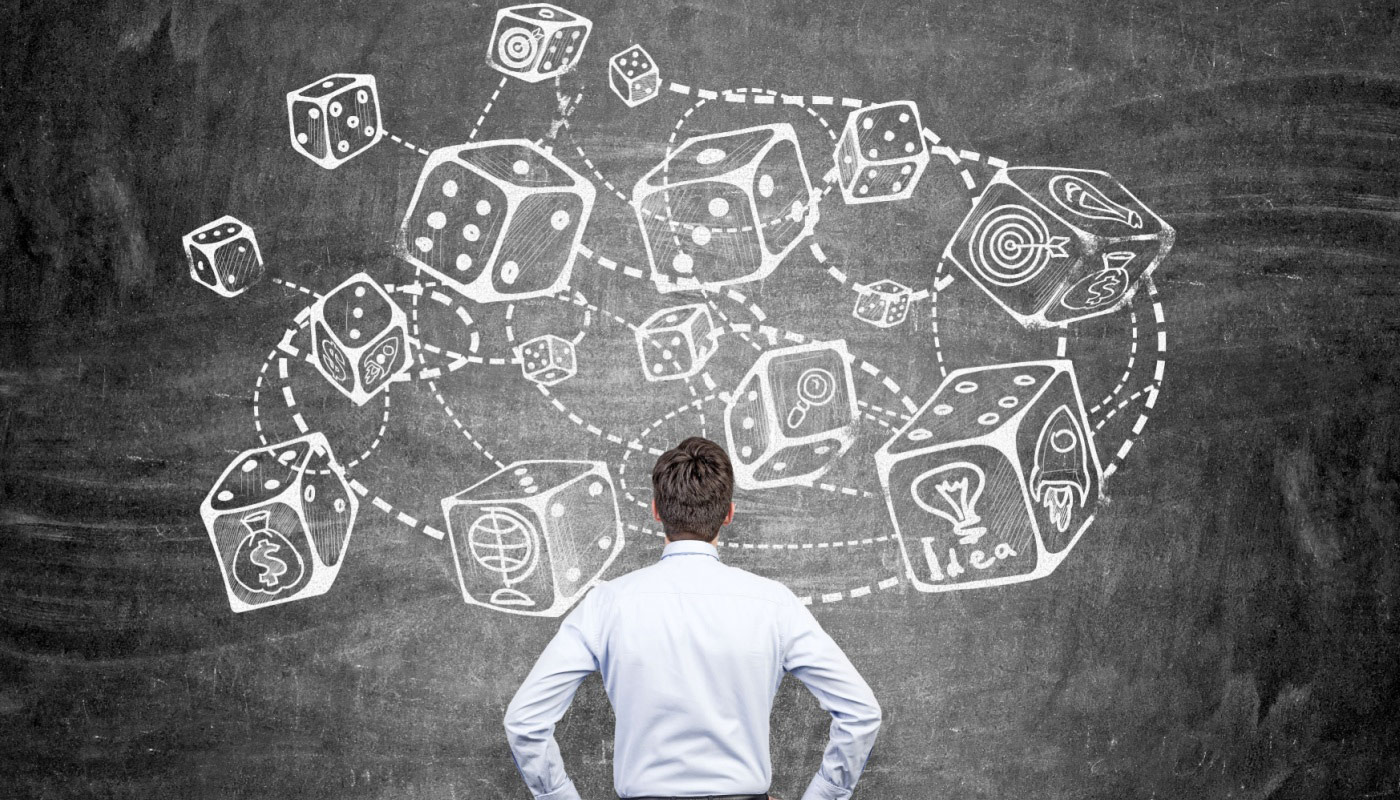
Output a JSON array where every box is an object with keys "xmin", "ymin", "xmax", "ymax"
[
  {"xmin": 201, "ymin": 433, "xmax": 359, "ymax": 613},
  {"xmin": 834, "ymin": 100, "xmax": 930, "ymax": 205},
  {"xmin": 518, "ymin": 334, "xmax": 576, "ymax": 386},
  {"xmin": 875, "ymin": 360, "xmax": 1104, "ymax": 593},
  {"xmin": 724, "ymin": 340, "xmax": 859, "ymax": 490},
  {"xmin": 182, "ymin": 215, "xmax": 264, "ymax": 298},
  {"xmin": 442, "ymin": 460, "xmax": 622, "ymax": 617},
  {"xmin": 310, "ymin": 272, "xmax": 414, "ymax": 406},
  {"xmin": 945, "ymin": 167, "xmax": 1175, "ymax": 328},
  {"xmin": 635, "ymin": 303, "xmax": 717, "ymax": 382},
  {"xmin": 487, "ymin": 3, "xmax": 592, "ymax": 84},
  {"xmin": 852, "ymin": 279, "xmax": 914, "ymax": 328},
  {"xmin": 286, "ymin": 73, "xmax": 384, "ymax": 170},
  {"xmin": 399, "ymin": 139, "xmax": 596, "ymax": 303},
  {"xmin": 633, "ymin": 123, "xmax": 819, "ymax": 292},
  {"xmin": 609, "ymin": 44, "xmax": 660, "ymax": 107}
]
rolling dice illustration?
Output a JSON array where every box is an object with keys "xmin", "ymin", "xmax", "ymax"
[
  {"xmin": 399, "ymin": 139, "xmax": 596, "ymax": 303},
  {"xmin": 518, "ymin": 334, "xmax": 576, "ymax": 386},
  {"xmin": 874, "ymin": 360, "xmax": 1104, "ymax": 593},
  {"xmin": 834, "ymin": 100, "xmax": 930, "ymax": 205},
  {"xmin": 310, "ymin": 272, "xmax": 414, "ymax": 406},
  {"xmin": 443, "ymin": 461, "xmax": 622, "ymax": 617},
  {"xmin": 286, "ymin": 74, "xmax": 384, "ymax": 170},
  {"xmin": 635, "ymin": 303, "xmax": 717, "ymax": 382},
  {"xmin": 201, "ymin": 433, "xmax": 359, "ymax": 612},
  {"xmin": 852, "ymin": 279, "xmax": 914, "ymax": 328},
  {"xmin": 633, "ymin": 123, "xmax": 819, "ymax": 292},
  {"xmin": 945, "ymin": 167, "xmax": 1175, "ymax": 328},
  {"xmin": 487, "ymin": 3, "xmax": 592, "ymax": 84},
  {"xmin": 725, "ymin": 341, "xmax": 859, "ymax": 490},
  {"xmin": 609, "ymin": 44, "xmax": 660, "ymax": 107},
  {"xmin": 182, "ymin": 215, "xmax": 264, "ymax": 298}
]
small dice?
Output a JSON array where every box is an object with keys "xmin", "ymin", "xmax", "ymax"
[
  {"xmin": 635, "ymin": 303, "xmax": 717, "ymax": 382},
  {"xmin": 834, "ymin": 100, "xmax": 929, "ymax": 205},
  {"xmin": 518, "ymin": 334, "xmax": 576, "ymax": 386},
  {"xmin": 201, "ymin": 433, "xmax": 359, "ymax": 612},
  {"xmin": 182, "ymin": 215, "xmax": 264, "ymax": 298},
  {"xmin": 488, "ymin": 3, "xmax": 592, "ymax": 84},
  {"xmin": 609, "ymin": 44, "xmax": 660, "ymax": 107},
  {"xmin": 724, "ymin": 341, "xmax": 860, "ymax": 490},
  {"xmin": 852, "ymin": 279, "xmax": 914, "ymax": 328},
  {"xmin": 286, "ymin": 73, "xmax": 384, "ymax": 170},
  {"xmin": 310, "ymin": 272, "xmax": 414, "ymax": 406}
]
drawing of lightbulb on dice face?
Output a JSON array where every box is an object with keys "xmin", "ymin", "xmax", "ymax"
[{"xmin": 186, "ymin": 1, "xmax": 1174, "ymax": 615}]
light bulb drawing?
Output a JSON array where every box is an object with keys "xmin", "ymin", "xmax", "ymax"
[{"xmin": 911, "ymin": 462, "xmax": 989, "ymax": 545}]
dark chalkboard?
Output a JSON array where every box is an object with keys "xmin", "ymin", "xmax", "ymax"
[{"xmin": 3, "ymin": 0, "xmax": 1399, "ymax": 797}]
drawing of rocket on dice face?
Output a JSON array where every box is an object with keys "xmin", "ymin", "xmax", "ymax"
[
  {"xmin": 286, "ymin": 74, "xmax": 384, "ymax": 170},
  {"xmin": 487, "ymin": 3, "xmax": 592, "ymax": 83},
  {"xmin": 398, "ymin": 139, "xmax": 595, "ymax": 303},
  {"xmin": 182, "ymin": 215, "xmax": 264, "ymax": 298},
  {"xmin": 442, "ymin": 461, "xmax": 622, "ymax": 617},
  {"xmin": 945, "ymin": 167, "xmax": 1175, "ymax": 328},
  {"xmin": 833, "ymin": 100, "xmax": 930, "ymax": 205},
  {"xmin": 309, "ymin": 273, "xmax": 414, "ymax": 406},
  {"xmin": 875, "ymin": 360, "xmax": 1103, "ymax": 593},
  {"xmin": 202, "ymin": 433, "xmax": 359, "ymax": 612},
  {"xmin": 634, "ymin": 123, "xmax": 819, "ymax": 292},
  {"xmin": 725, "ymin": 341, "xmax": 860, "ymax": 490}
]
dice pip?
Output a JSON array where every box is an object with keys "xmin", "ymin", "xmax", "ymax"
[
  {"xmin": 834, "ymin": 100, "xmax": 929, "ymax": 205},
  {"xmin": 874, "ymin": 360, "xmax": 1103, "ymax": 593},
  {"xmin": 944, "ymin": 167, "xmax": 1175, "ymax": 328},
  {"xmin": 609, "ymin": 44, "xmax": 660, "ymax": 107},
  {"xmin": 201, "ymin": 432, "xmax": 359, "ymax": 613},
  {"xmin": 633, "ymin": 123, "xmax": 819, "ymax": 292},
  {"xmin": 852, "ymin": 279, "xmax": 913, "ymax": 328},
  {"xmin": 725, "ymin": 340, "xmax": 859, "ymax": 490},
  {"xmin": 443, "ymin": 460, "xmax": 622, "ymax": 617},
  {"xmin": 399, "ymin": 139, "xmax": 596, "ymax": 303},
  {"xmin": 635, "ymin": 303, "xmax": 717, "ymax": 382},
  {"xmin": 310, "ymin": 273, "xmax": 414, "ymax": 406},
  {"xmin": 518, "ymin": 334, "xmax": 576, "ymax": 386},
  {"xmin": 286, "ymin": 73, "xmax": 384, "ymax": 170},
  {"xmin": 182, "ymin": 215, "xmax": 264, "ymax": 298},
  {"xmin": 488, "ymin": 3, "xmax": 592, "ymax": 84}
]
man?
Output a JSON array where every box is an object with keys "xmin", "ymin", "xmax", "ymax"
[{"xmin": 504, "ymin": 437, "xmax": 882, "ymax": 800}]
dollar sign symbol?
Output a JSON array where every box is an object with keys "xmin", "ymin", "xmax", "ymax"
[
  {"xmin": 1086, "ymin": 271, "xmax": 1122, "ymax": 306},
  {"xmin": 231, "ymin": 510, "xmax": 306, "ymax": 597},
  {"xmin": 249, "ymin": 538, "xmax": 288, "ymax": 587}
]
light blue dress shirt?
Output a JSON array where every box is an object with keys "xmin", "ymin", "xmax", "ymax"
[{"xmin": 504, "ymin": 539, "xmax": 882, "ymax": 800}]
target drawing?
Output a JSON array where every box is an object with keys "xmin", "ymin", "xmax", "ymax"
[
  {"xmin": 967, "ymin": 204, "xmax": 1071, "ymax": 287},
  {"xmin": 496, "ymin": 27, "xmax": 541, "ymax": 71}
]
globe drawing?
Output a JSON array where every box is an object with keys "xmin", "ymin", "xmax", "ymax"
[{"xmin": 466, "ymin": 506, "xmax": 538, "ymax": 584}]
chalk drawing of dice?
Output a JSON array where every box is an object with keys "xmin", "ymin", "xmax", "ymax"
[
  {"xmin": 182, "ymin": 215, "xmax": 264, "ymax": 298},
  {"xmin": 286, "ymin": 73, "xmax": 384, "ymax": 170},
  {"xmin": 518, "ymin": 333, "xmax": 576, "ymax": 386},
  {"xmin": 874, "ymin": 360, "xmax": 1104, "ymax": 593},
  {"xmin": 944, "ymin": 167, "xmax": 1175, "ymax": 328},
  {"xmin": 724, "ymin": 340, "xmax": 859, "ymax": 490},
  {"xmin": 609, "ymin": 44, "xmax": 660, "ymax": 107},
  {"xmin": 834, "ymin": 100, "xmax": 930, "ymax": 205},
  {"xmin": 201, "ymin": 432, "xmax": 359, "ymax": 613},
  {"xmin": 633, "ymin": 123, "xmax": 819, "ymax": 292},
  {"xmin": 488, "ymin": 3, "xmax": 592, "ymax": 84},
  {"xmin": 309, "ymin": 272, "xmax": 414, "ymax": 406},
  {"xmin": 635, "ymin": 303, "xmax": 717, "ymax": 382},
  {"xmin": 399, "ymin": 139, "xmax": 596, "ymax": 304},
  {"xmin": 443, "ymin": 460, "xmax": 622, "ymax": 617},
  {"xmin": 852, "ymin": 279, "xmax": 914, "ymax": 328}
]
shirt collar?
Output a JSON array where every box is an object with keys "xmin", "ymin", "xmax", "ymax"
[{"xmin": 660, "ymin": 539, "xmax": 721, "ymax": 562}]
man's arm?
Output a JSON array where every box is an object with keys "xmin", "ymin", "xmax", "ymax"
[
  {"xmin": 781, "ymin": 596, "xmax": 883, "ymax": 800},
  {"xmin": 503, "ymin": 585, "xmax": 608, "ymax": 800}
]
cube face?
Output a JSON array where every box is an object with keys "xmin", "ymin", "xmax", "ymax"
[
  {"xmin": 945, "ymin": 167, "xmax": 1174, "ymax": 328},
  {"xmin": 443, "ymin": 461, "xmax": 622, "ymax": 617},
  {"xmin": 399, "ymin": 140, "xmax": 596, "ymax": 303},
  {"xmin": 310, "ymin": 273, "xmax": 414, "ymax": 406},
  {"xmin": 852, "ymin": 279, "xmax": 913, "ymax": 328},
  {"xmin": 488, "ymin": 4, "xmax": 592, "ymax": 84},
  {"xmin": 182, "ymin": 215, "xmax": 264, "ymax": 298},
  {"xmin": 201, "ymin": 433, "xmax": 359, "ymax": 612},
  {"xmin": 286, "ymin": 74, "xmax": 383, "ymax": 170},
  {"xmin": 519, "ymin": 334, "xmax": 576, "ymax": 386},
  {"xmin": 835, "ymin": 100, "xmax": 930, "ymax": 205},
  {"xmin": 875, "ymin": 361, "xmax": 1103, "ymax": 593},
  {"xmin": 609, "ymin": 45, "xmax": 660, "ymax": 107},
  {"xmin": 633, "ymin": 124, "xmax": 818, "ymax": 292},
  {"xmin": 635, "ymin": 303, "xmax": 717, "ymax": 382},
  {"xmin": 724, "ymin": 341, "xmax": 859, "ymax": 490}
]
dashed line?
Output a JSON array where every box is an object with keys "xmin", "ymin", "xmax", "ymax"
[
  {"xmin": 799, "ymin": 575, "xmax": 901, "ymax": 606},
  {"xmin": 930, "ymin": 260, "xmax": 951, "ymax": 379},
  {"xmin": 270, "ymin": 277, "xmax": 319, "ymax": 297},
  {"xmin": 1090, "ymin": 311, "xmax": 1140, "ymax": 415},
  {"xmin": 385, "ymin": 130, "xmax": 432, "ymax": 157},
  {"xmin": 468, "ymin": 76, "xmax": 508, "ymax": 142}
]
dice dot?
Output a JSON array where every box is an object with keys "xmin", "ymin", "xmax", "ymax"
[
  {"xmin": 909, "ymin": 428, "xmax": 934, "ymax": 440},
  {"xmin": 524, "ymin": 485, "xmax": 540, "ymax": 494},
  {"xmin": 1013, "ymin": 374, "xmax": 1037, "ymax": 386},
  {"xmin": 513, "ymin": 467, "xmax": 528, "ymax": 476},
  {"xmin": 476, "ymin": 200, "xmax": 492, "ymax": 216},
  {"xmin": 746, "ymin": 389, "xmax": 758, "ymax": 401},
  {"xmin": 364, "ymin": 125, "xmax": 376, "ymax": 136},
  {"xmin": 456, "ymin": 253, "xmax": 473, "ymax": 271},
  {"xmin": 241, "ymin": 458, "xmax": 259, "ymax": 472},
  {"xmin": 978, "ymin": 412, "xmax": 1000, "ymax": 426},
  {"xmin": 352, "ymin": 308, "xmax": 363, "ymax": 319},
  {"xmin": 520, "ymin": 476, "xmax": 535, "ymax": 488},
  {"xmin": 691, "ymin": 225, "xmax": 712, "ymax": 246},
  {"xmin": 933, "ymin": 404, "xmax": 954, "ymax": 416},
  {"xmin": 551, "ymin": 209, "xmax": 571, "ymax": 230},
  {"xmin": 354, "ymin": 286, "xmax": 366, "ymax": 297},
  {"xmin": 309, "ymin": 107, "xmax": 321, "ymax": 119},
  {"xmin": 669, "ymin": 334, "xmax": 682, "ymax": 346},
  {"xmin": 565, "ymin": 567, "xmax": 581, "ymax": 582},
  {"xmin": 708, "ymin": 197, "xmax": 730, "ymax": 218},
  {"xmin": 349, "ymin": 329, "xmax": 361, "ymax": 340},
  {"xmin": 742, "ymin": 417, "xmax": 755, "ymax": 430},
  {"xmin": 862, "ymin": 117, "xmax": 874, "ymax": 130},
  {"xmin": 357, "ymin": 89, "xmax": 369, "ymax": 104},
  {"xmin": 347, "ymin": 115, "xmax": 360, "ymax": 129},
  {"xmin": 330, "ymin": 101, "xmax": 343, "ymax": 117},
  {"xmin": 415, "ymin": 236, "xmax": 434, "ymax": 252},
  {"xmin": 297, "ymin": 132, "xmax": 309, "ymax": 144},
  {"xmin": 652, "ymin": 363, "xmax": 665, "ymax": 374},
  {"xmin": 264, "ymin": 479, "xmax": 281, "ymax": 490},
  {"xmin": 550, "ymin": 502, "xmax": 566, "ymax": 518},
  {"xmin": 858, "ymin": 185, "xmax": 870, "ymax": 195},
  {"xmin": 998, "ymin": 396, "xmax": 1019, "ymax": 409},
  {"xmin": 741, "ymin": 445, "xmax": 753, "ymax": 458},
  {"xmin": 427, "ymin": 211, "xmax": 447, "ymax": 230},
  {"xmin": 772, "ymin": 462, "xmax": 787, "ymax": 472},
  {"xmin": 904, "ymin": 142, "xmax": 916, "ymax": 154},
  {"xmin": 541, "ymin": 61, "xmax": 553, "ymax": 70},
  {"xmin": 758, "ymin": 174, "xmax": 775, "ymax": 198},
  {"xmin": 955, "ymin": 381, "xmax": 978, "ymax": 393},
  {"xmin": 442, "ymin": 180, "xmax": 459, "ymax": 197},
  {"xmin": 696, "ymin": 147, "xmax": 727, "ymax": 165},
  {"xmin": 304, "ymin": 485, "xmax": 316, "ymax": 503},
  {"xmin": 512, "ymin": 159, "xmax": 530, "ymax": 176},
  {"xmin": 892, "ymin": 181, "xmax": 903, "ymax": 193},
  {"xmin": 814, "ymin": 445, "xmax": 832, "ymax": 455},
  {"xmin": 672, "ymin": 253, "xmax": 694, "ymax": 274},
  {"xmin": 597, "ymin": 536, "xmax": 612, "ymax": 549},
  {"xmin": 883, "ymin": 130, "xmax": 895, "ymax": 141},
  {"xmin": 899, "ymin": 112, "xmax": 910, "ymax": 123},
  {"xmin": 571, "ymin": 29, "xmax": 580, "ymax": 38},
  {"xmin": 500, "ymin": 260, "xmax": 521, "ymax": 284},
  {"xmin": 539, "ymin": 7, "xmax": 556, "ymax": 16},
  {"xmin": 334, "ymin": 498, "xmax": 346, "ymax": 513},
  {"xmin": 664, "ymin": 313, "xmax": 680, "ymax": 325},
  {"xmin": 337, "ymin": 140, "xmax": 350, "ymax": 152},
  {"xmin": 843, "ymin": 154, "xmax": 852, "ymax": 164},
  {"xmin": 321, "ymin": 80, "xmax": 334, "ymax": 88},
  {"xmin": 868, "ymin": 148, "xmax": 878, "ymax": 158},
  {"xmin": 217, "ymin": 489, "xmax": 235, "ymax": 502},
  {"xmin": 661, "ymin": 349, "xmax": 673, "ymax": 360},
  {"xmin": 461, "ymin": 224, "xmax": 481, "ymax": 242},
  {"xmin": 790, "ymin": 200, "xmax": 805, "ymax": 220}
]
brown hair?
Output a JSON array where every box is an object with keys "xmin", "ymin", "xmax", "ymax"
[{"xmin": 651, "ymin": 437, "xmax": 734, "ymax": 542}]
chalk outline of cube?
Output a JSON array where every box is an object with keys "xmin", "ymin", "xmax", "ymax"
[
  {"xmin": 834, "ymin": 100, "xmax": 931, "ymax": 206},
  {"xmin": 285, "ymin": 73, "xmax": 385, "ymax": 170},
  {"xmin": 182, "ymin": 214, "xmax": 264, "ymax": 299},
  {"xmin": 874, "ymin": 359, "xmax": 1104, "ymax": 593},
  {"xmin": 309, "ymin": 271, "xmax": 416, "ymax": 406},
  {"xmin": 516, "ymin": 333, "xmax": 577, "ymax": 387},
  {"xmin": 634, "ymin": 303, "xmax": 717, "ymax": 382},
  {"xmin": 851, "ymin": 279, "xmax": 913, "ymax": 329},
  {"xmin": 487, "ymin": 3, "xmax": 593, "ymax": 84},
  {"xmin": 609, "ymin": 44, "xmax": 660, "ymax": 107}
]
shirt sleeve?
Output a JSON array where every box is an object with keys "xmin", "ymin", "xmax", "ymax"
[
  {"xmin": 503, "ymin": 585, "xmax": 607, "ymax": 800},
  {"xmin": 781, "ymin": 595, "xmax": 883, "ymax": 800}
]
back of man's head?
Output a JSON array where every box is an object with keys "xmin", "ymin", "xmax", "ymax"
[{"xmin": 652, "ymin": 437, "xmax": 734, "ymax": 542}]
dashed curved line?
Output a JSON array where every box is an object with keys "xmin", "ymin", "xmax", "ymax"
[
  {"xmin": 1096, "ymin": 277, "xmax": 1167, "ymax": 483},
  {"xmin": 468, "ymin": 76, "xmax": 509, "ymax": 142},
  {"xmin": 929, "ymin": 260, "xmax": 951, "ymax": 379},
  {"xmin": 1089, "ymin": 311, "xmax": 1140, "ymax": 415},
  {"xmin": 383, "ymin": 128, "xmax": 432, "ymax": 157},
  {"xmin": 269, "ymin": 277, "xmax": 320, "ymax": 298}
]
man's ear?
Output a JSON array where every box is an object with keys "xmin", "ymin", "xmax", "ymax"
[
  {"xmin": 722, "ymin": 502, "xmax": 735, "ymax": 526},
  {"xmin": 652, "ymin": 499, "xmax": 662, "ymax": 523}
]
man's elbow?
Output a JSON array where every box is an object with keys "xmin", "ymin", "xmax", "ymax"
[
  {"xmin": 861, "ymin": 698, "xmax": 883, "ymax": 732},
  {"xmin": 502, "ymin": 703, "xmax": 534, "ymax": 745}
]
